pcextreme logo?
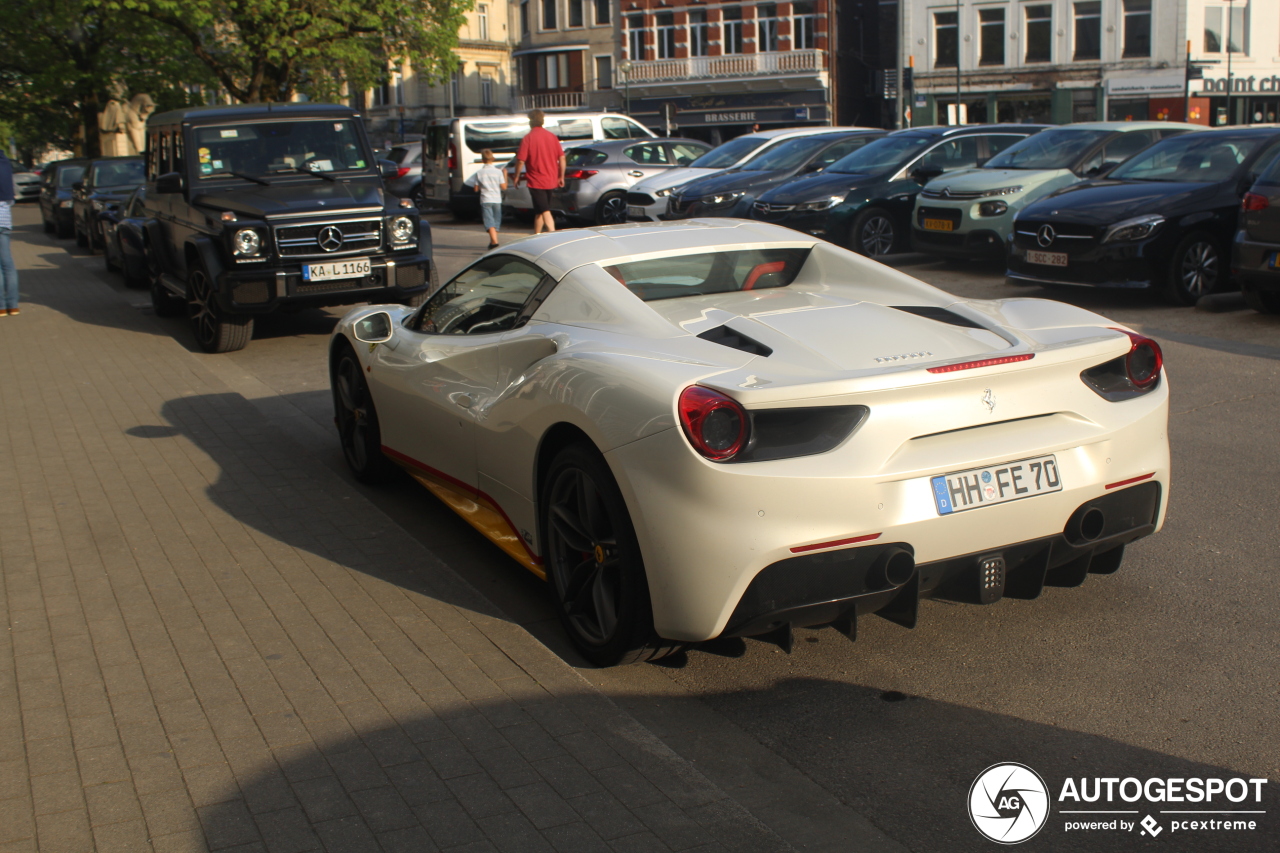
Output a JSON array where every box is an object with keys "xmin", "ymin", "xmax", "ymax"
[{"xmin": 969, "ymin": 764, "xmax": 1270, "ymax": 844}]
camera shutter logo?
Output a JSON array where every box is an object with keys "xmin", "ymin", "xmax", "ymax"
[
  {"xmin": 968, "ymin": 763, "xmax": 1050, "ymax": 844},
  {"xmin": 318, "ymin": 225, "xmax": 344, "ymax": 252}
]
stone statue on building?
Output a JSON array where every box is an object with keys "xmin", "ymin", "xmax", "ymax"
[
  {"xmin": 125, "ymin": 94, "xmax": 157, "ymax": 155},
  {"xmin": 99, "ymin": 82, "xmax": 130, "ymax": 156}
]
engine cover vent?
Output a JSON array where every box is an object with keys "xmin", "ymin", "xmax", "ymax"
[
  {"xmin": 891, "ymin": 305, "xmax": 986, "ymax": 330},
  {"xmin": 697, "ymin": 325, "xmax": 773, "ymax": 357}
]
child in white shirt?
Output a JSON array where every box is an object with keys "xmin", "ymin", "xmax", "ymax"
[{"xmin": 465, "ymin": 149, "xmax": 508, "ymax": 249}]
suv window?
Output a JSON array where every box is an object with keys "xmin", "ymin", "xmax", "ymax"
[
  {"xmin": 411, "ymin": 255, "xmax": 549, "ymax": 335},
  {"xmin": 193, "ymin": 119, "xmax": 369, "ymax": 180},
  {"xmin": 603, "ymin": 117, "xmax": 648, "ymax": 139}
]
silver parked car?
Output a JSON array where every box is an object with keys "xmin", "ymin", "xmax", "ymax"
[
  {"xmin": 551, "ymin": 138, "xmax": 711, "ymax": 225},
  {"xmin": 383, "ymin": 140, "xmax": 435, "ymax": 210}
]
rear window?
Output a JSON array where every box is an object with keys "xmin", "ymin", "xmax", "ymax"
[
  {"xmin": 604, "ymin": 248, "xmax": 811, "ymax": 302},
  {"xmin": 566, "ymin": 148, "xmax": 609, "ymax": 166}
]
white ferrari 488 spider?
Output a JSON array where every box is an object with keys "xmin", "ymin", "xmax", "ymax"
[{"xmin": 330, "ymin": 219, "xmax": 1169, "ymax": 665}]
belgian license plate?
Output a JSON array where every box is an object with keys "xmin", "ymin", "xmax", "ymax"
[
  {"xmin": 627, "ymin": 205, "xmax": 645, "ymax": 217},
  {"xmin": 923, "ymin": 218, "xmax": 954, "ymax": 231},
  {"xmin": 931, "ymin": 454, "xmax": 1063, "ymax": 515},
  {"xmin": 1026, "ymin": 249, "xmax": 1068, "ymax": 267},
  {"xmin": 303, "ymin": 258, "xmax": 371, "ymax": 281},
  {"xmin": 1269, "ymin": 252, "xmax": 1280, "ymax": 269}
]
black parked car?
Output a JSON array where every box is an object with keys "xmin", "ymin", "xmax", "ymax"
[
  {"xmin": 141, "ymin": 103, "xmax": 435, "ymax": 353},
  {"xmin": 750, "ymin": 124, "xmax": 1046, "ymax": 257},
  {"xmin": 39, "ymin": 158, "xmax": 88, "ymax": 239},
  {"xmin": 1232, "ymin": 158, "xmax": 1280, "ymax": 315},
  {"xmin": 666, "ymin": 130, "xmax": 883, "ymax": 220},
  {"xmin": 72, "ymin": 156, "xmax": 145, "ymax": 251},
  {"xmin": 1007, "ymin": 128, "xmax": 1280, "ymax": 305},
  {"xmin": 100, "ymin": 186, "xmax": 150, "ymax": 286}
]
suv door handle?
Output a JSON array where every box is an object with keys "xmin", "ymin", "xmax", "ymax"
[{"xmin": 628, "ymin": 170, "xmax": 645, "ymax": 177}]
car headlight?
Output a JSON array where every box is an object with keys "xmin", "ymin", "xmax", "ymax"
[
  {"xmin": 654, "ymin": 188, "xmax": 673, "ymax": 198},
  {"xmin": 977, "ymin": 200, "xmax": 1008, "ymax": 217},
  {"xmin": 982, "ymin": 185, "xmax": 1023, "ymax": 197},
  {"xmin": 705, "ymin": 191, "xmax": 744, "ymax": 207},
  {"xmin": 60, "ymin": 199, "xmax": 73, "ymax": 208},
  {"xmin": 795, "ymin": 195, "xmax": 845, "ymax": 211},
  {"xmin": 1101, "ymin": 214, "xmax": 1164, "ymax": 244},
  {"xmin": 233, "ymin": 228, "xmax": 261, "ymax": 256},
  {"xmin": 389, "ymin": 215, "xmax": 416, "ymax": 244}
]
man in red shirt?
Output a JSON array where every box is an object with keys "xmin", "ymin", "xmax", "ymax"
[{"xmin": 513, "ymin": 109, "xmax": 566, "ymax": 234}]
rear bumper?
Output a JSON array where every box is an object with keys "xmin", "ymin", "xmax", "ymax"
[{"xmin": 1233, "ymin": 235, "xmax": 1280, "ymax": 292}]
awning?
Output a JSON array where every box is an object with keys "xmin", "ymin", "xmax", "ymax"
[{"xmin": 512, "ymin": 44, "xmax": 590, "ymax": 56}]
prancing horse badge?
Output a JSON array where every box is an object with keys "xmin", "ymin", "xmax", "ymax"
[{"xmin": 982, "ymin": 388, "xmax": 996, "ymax": 414}]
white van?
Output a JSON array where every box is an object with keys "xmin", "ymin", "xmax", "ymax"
[{"xmin": 418, "ymin": 112, "xmax": 655, "ymax": 217}]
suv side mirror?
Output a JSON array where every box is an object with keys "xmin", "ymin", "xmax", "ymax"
[
  {"xmin": 378, "ymin": 159, "xmax": 398, "ymax": 179},
  {"xmin": 352, "ymin": 311, "xmax": 394, "ymax": 344},
  {"xmin": 155, "ymin": 171, "xmax": 185, "ymax": 194},
  {"xmin": 911, "ymin": 164, "xmax": 944, "ymax": 183}
]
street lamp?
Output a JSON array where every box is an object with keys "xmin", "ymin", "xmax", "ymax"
[{"xmin": 618, "ymin": 59, "xmax": 633, "ymax": 116}]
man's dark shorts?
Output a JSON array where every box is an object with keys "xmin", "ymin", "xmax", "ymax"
[{"xmin": 529, "ymin": 187, "xmax": 553, "ymax": 215}]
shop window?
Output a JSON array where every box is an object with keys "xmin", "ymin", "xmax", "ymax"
[
  {"xmin": 627, "ymin": 14, "xmax": 644, "ymax": 59},
  {"xmin": 656, "ymin": 12, "xmax": 676, "ymax": 59},
  {"xmin": 980, "ymin": 9, "xmax": 1005, "ymax": 66},
  {"xmin": 723, "ymin": 7, "xmax": 745, "ymax": 54},
  {"xmin": 793, "ymin": 2, "xmax": 816, "ymax": 49},
  {"xmin": 1122, "ymin": 0, "xmax": 1150, "ymax": 58},
  {"xmin": 1072, "ymin": 89, "xmax": 1098, "ymax": 122},
  {"xmin": 1025, "ymin": 5, "xmax": 1051, "ymax": 63},
  {"xmin": 758, "ymin": 4, "xmax": 779, "ymax": 52},
  {"xmin": 1073, "ymin": 2, "xmax": 1101, "ymax": 61},
  {"xmin": 690, "ymin": 10, "xmax": 710, "ymax": 56},
  {"xmin": 935, "ymin": 11, "xmax": 958, "ymax": 68},
  {"xmin": 595, "ymin": 0, "xmax": 610, "ymax": 25}
]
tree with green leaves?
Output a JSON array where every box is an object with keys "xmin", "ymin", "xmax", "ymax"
[
  {"xmin": 103, "ymin": 0, "xmax": 474, "ymax": 104},
  {"xmin": 0, "ymin": 0, "xmax": 210, "ymax": 157}
]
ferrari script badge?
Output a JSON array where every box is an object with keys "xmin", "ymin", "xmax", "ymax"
[{"xmin": 982, "ymin": 388, "xmax": 996, "ymax": 414}]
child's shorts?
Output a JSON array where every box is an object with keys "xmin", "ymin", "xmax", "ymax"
[{"xmin": 481, "ymin": 203, "xmax": 502, "ymax": 230}]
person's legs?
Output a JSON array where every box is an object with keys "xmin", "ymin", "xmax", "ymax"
[
  {"xmin": 481, "ymin": 203, "xmax": 501, "ymax": 247},
  {"xmin": 0, "ymin": 228, "xmax": 17, "ymax": 313},
  {"xmin": 529, "ymin": 189, "xmax": 553, "ymax": 234},
  {"xmin": 539, "ymin": 211, "xmax": 556, "ymax": 233}
]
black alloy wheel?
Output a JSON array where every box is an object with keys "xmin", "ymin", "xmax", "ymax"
[
  {"xmin": 595, "ymin": 192, "xmax": 628, "ymax": 226},
  {"xmin": 1166, "ymin": 233, "xmax": 1222, "ymax": 306},
  {"xmin": 186, "ymin": 264, "xmax": 253, "ymax": 352},
  {"xmin": 852, "ymin": 206, "xmax": 896, "ymax": 257},
  {"xmin": 541, "ymin": 444, "xmax": 677, "ymax": 666},
  {"xmin": 332, "ymin": 345, "xmax": 395, "ymax": 483}
]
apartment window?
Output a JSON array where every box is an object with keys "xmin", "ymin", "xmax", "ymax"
[
  {"xmin": 1025, "ymin": 4, "xmax": 1051, "ymax": 62},
  {"xmin": 595, "ymin": 0, "xmax": 610, "ymax": 25},
  {"xmin": 535, "ymin": 53, "xmax": 571, "ymax": 89},
  {"xmin": 569, "ymin": 0, "xmax": 584, "ymax": 27},
  {"xmin": 1073, "ymin": 1, "xmax": 1101, "ymax": 61},
  {"xmin": 655, "ymin": 13, "xmax": 677, "ymax": 59},
  {"xmin": 758, "ymin": 3, "xmax": 779, "ymax": 52},
  {"xmin": 480, "ymin": 73, "xmax": 494, "ymax": 106},
  {"xmin": 1121, "ymin": 0, "xmax": 1150, "ymax": 57},
  {"xmin": 542, "ymin": 0, "xmax": 556, "ymax": 30},
  {"xmin": 595, "ymin": 55, "xmax": 612, "ymax": 89},
  {"xmin": 793, "ymin": 1, "xmax": 816, "ymax": 50},
  {"xmin": 1204, "ymin": 7, "xmax": 1221, "ymax": 52},
  {"xmin": 723, "ymin": 7, "xmax": 745, "ymax": 54},
  {"xmin": 935, "ymin": 11, "xmax": 958, "ymax": 67},
  {"xmin": 627, "ymin": 14, "xmax": 644, "ymax": 59},
  {"xmin": 1208, "ymin": 4, "xmax": 1248, "ymax": 54},
  {"xmin": 477, "ymin": 4, "xmax": 489, "ymax": 39},
  {"xmin": 980, "ymin": 8, "xmax": 1005, "ymax": 65},
  {"xmin": 521, "ymin": 0, "xmax": 529, "ymax": 34},
  {"xmin": 690, "ymin": 10, "xmax": 710, "ymax": 56}
]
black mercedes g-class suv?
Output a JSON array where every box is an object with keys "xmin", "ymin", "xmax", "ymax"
[{"xmin": 141, "ymin": 103, "xmax": 435, "ymax": 352}]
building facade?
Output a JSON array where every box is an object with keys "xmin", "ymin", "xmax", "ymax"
[
  {"xmin": 1187, "ymin": 1, "xmax": 1280, "ymax": 126},
  {"xmin": 904, "ymin": 0, "xmax": 1188, "ymax": 126},
  {"xmin": 511, "ymin": 0, "xmax": 621, "ymax": 113}
]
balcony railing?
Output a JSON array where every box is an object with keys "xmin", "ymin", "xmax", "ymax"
[
  {"xmin": 516, "ymin": 92, "xmax": 585, "ymax": 111},
  {"xmin": 624, "ymin": 50, "xmax": 824, "ymax": 84}
]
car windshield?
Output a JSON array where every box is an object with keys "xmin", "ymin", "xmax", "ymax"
[
  {"xmin": 57, "ymin": 166, "xmax": 85, "ymax": 187},
  {"xmin": 689, "ymin": 136, "xmax": 769, "ymax": 169},
  {"xmin": 825, "ymin": 135, "xmax": 932, "ymax": 174},
  {"xmin": 739, "ymin": 136, "xmax": 840, "ymax": 172},
  {"xmin": 92, "ymin": 160, "xmax": 145, "ymax": 186},
  {"xmin": 194, "ymin": 120, "xmax": 370, "ymax": 180},
  {"xmin": 986, "ymin": 128, "xmax": 1110, "ymax": 169},
  {"xmin": 604, "ymin": 248, "xmax": 811, "ymax": 302},
  {"xmin": 1108, "ymin": 134, "xmax": 1264, "ymax": 182}
]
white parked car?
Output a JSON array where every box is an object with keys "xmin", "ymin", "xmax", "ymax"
[{"xmin": 330, "ymin": 220, "xmax": 1170, "ymax": 665}]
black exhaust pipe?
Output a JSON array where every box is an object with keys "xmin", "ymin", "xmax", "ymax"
[
  {"xmin": 869, "ymin": 547, "xmax": 915, "ymax": 590},
  {"xmin": 1068, "ymin": 506, "xmax": 1106, "ymax": 543}
]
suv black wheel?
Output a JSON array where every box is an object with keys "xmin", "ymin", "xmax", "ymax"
[
  {"xmin": 187, "ymin": 263, "xmax": 253, "ymax": 352},
  {"xmin": 851, "ymin": 206, "xmax": 896, "ymax": 257},
  {"xmin": 595, "ymin": 192, "xmax": 628, "ymax": 225},
  {"xmin": 1166, "ymin": 232, "xmax": 1222, "ymax": 306},
  {"xmin": 332, "ymin": 342, "xmax": 396, "ymax": 483},
  {"xmin": 540, "ymin": 443, "xmax": 680, "ymax": 666}
]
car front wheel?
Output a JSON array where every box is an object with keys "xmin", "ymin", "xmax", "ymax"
[
  {"xmin": 851, "ymin": 207, "xmax": 897, "ymax": 257},
  {"xmin": 1166, "ymin": 232, "xmax": 1222, "ymax": 306},
  {"xmin": 540, "ymin": 443, "xmax": 679, "ymax": 666},
  {"xmin": 187, "ymin": 263, "xmax": 253, "ymax": 352},
  {"xmin": 332, "ymin": 343, "xmax": 396, "ymax": 483},
  {"xmin": 595, "ymin": 192, "xmax": 628, "ymax": 226}
]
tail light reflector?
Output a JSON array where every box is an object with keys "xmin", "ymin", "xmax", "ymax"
[
  {"xmin": 448, "ymin": 143, "xmax": 456, "ymax": 171},
  {"xmin": 678, "ymin": 386, "xmax": 748, "ymax": 461},
  {"xmin": 396, "ymin": 167, "xmax": 411, "ymax": 178},
  {"xmin": 1242, "ymin": 192, "xmax": 1269, "ymax": 212},
  {"xmin": 927, "ymin": 353, "xmax": 1034, "ymax": 374},
  {"xmin": 565, "ymin": 169, "xmax": 598, "ymax": 180}
]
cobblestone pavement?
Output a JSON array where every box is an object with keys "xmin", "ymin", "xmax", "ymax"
[{"xmin": 0, "ymin": 210, "xmax": 802, "ymax": 852}]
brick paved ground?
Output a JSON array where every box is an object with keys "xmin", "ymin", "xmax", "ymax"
[{"xmin": 0, "ymin": 211, "xmax": 794, "ymax": 852}]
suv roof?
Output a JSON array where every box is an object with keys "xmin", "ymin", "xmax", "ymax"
[{"xmin": 148, "ymin": 102, "xmax": 358, "ymax": 128}]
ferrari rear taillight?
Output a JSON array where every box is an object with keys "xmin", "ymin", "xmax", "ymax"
[
  {"xmin": 1242, "ymin": 192, "xmax": 1269, "ymax": 212},
  {"xmin": 1113, "ymin": 328, "xmax": 1162, "ymax": 388},
  {"xmin": 1081, "ymin": 329, "xmax": 1164, "ymax": 400},
  {"xmin": 679, "ymin": 386, "xmax": 748, "ymax": 462},
  {"xmin": 565, "ymin": 169, "xmax": 598, "ymax": 180}
]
